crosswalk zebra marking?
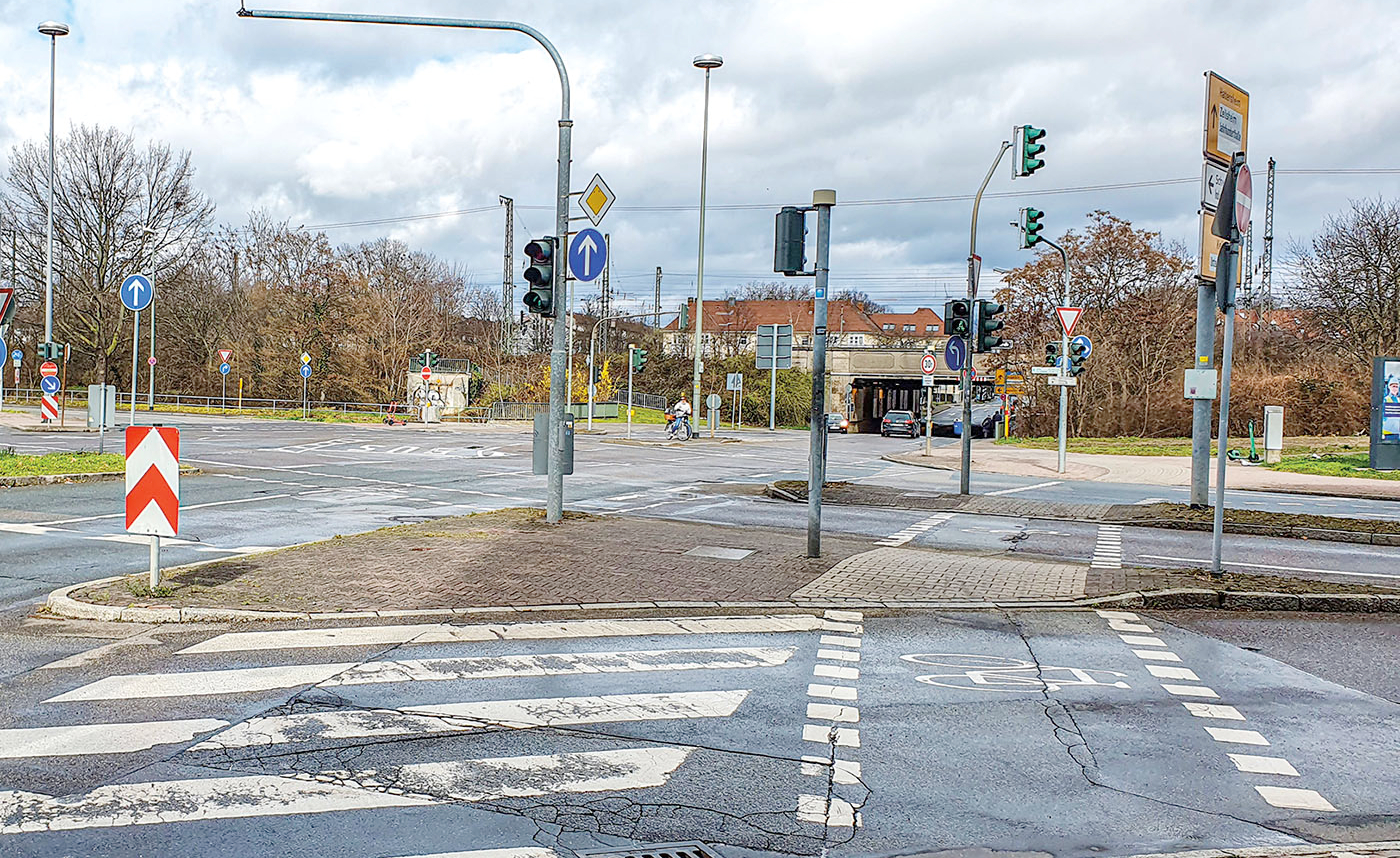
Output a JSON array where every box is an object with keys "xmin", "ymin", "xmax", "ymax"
[
  {"xmin": 177, "ymin": 614, "xmax": 821, "ymax": 655},
  {"xmin": 190, "ymin": 690, "xmax": 750, "ymax": 750},
  {"xmin": 397, "ymin": 747, "xmax": 691, "ymax": 802},
  {"xmin": 46, "ymin": 646, "xmax": 795, "ymax": 702},
  {"xmin": 0, "ymin": 718, "xmax": 229, "ymax": 759},
  {"xmin": 391, "ymin": 851, "xmax": 557, "ymax": 858}
]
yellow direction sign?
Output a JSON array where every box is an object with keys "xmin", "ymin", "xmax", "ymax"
[
  {"xmin": 1197, "ymin": 211, "xmax": 1243, "ymax": 284},
  {"xmin": 579, "ymin": 173, "xmax": 616, "ymax": 226},
  {"xmin": 1203, "ymin": 72, "xmax": 1248, "ymax": 164}
]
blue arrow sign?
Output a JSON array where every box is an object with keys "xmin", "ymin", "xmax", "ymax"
[
  {"xmin": 40, "ymin": 375, "xmax": 60, "ymax": 395},
  {"xmin": 1071, "ymin": 334, "xmax": 1093, "ymax": 358},
  {"xmin": 944, "ymin": 336, "xmax": 967, "ymax": 372},
  {"xmin": 299, "ymin": 364, "xmax": 312, "ymax": 379},
  {"xmin": 120, "ymin": 274, "xmax": 153, "ymax": 312},
  {"xmin": 0, "ymin": 337, "xmax": 5, "ymax": 364},
  {"xmin": 219, "ymin": 362, "xmax": 231, "ymax": 376},
  {"xmin": 9, "ymin": 350, "xmax": 19, "ymax": 361},
  {"xmin": 568, "ymin": 228, "xmax": 607, "ymax": 282}
]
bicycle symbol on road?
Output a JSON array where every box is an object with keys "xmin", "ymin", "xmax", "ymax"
[{"xmin": 900, "ymin": 653, "xmax": 1131, "ymax": 694}]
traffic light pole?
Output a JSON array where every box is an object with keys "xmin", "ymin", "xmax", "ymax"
[
  {"xmin": 241, "ymin": 6, "xmax": 575, "ymax": 524},
  {"xmin": 1042, "ymin": 237, "xmax": 1071, "ymax": 474},
  {"xmin": 961, "ymin": 141, "xmax": 1011, "ymax": 495},
  {"xmin": 1211, "ymin": 152, "xmax": 1246, "ymax": 575},
  {"xmin": 627, "ymin": 346, "xmax": 634, "ymax": 440},
  {"xmin": 807, "ymin": 190, "xmax": 835, "ymax": 558}
]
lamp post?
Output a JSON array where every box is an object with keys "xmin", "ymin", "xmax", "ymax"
[
  {"xmin": 143, "ymin": 226, "xmax": 157, "ymax": 410},
  {"xmin": 690, "ymin": 53, "xmax": 722, "ymax": 413},
  {"xmin": 37, "ymin": 20, "xmax": 69, "ymax": 353}
]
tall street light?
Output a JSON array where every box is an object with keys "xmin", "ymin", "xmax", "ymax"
[
  {"xmin": 690, "ymin": 53, "xmax": 722, "ymax": 413},
  {"xmin": 38, "ymin": 20, "xmax": 69, "ymax": 354}
]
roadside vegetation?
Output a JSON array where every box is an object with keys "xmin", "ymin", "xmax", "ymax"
[
  {"xmin": 0, "ymin": 450, "xmax": 125, "ymax": 477},
  {"xmin": 1267, "ymin": 452, "xmax": 1400, "ymax": 481},
  {"xmin": 995, "ymin": 435, "xmax": 1366, "ymax": 458}
]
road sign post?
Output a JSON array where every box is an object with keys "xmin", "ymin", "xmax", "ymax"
[
  {"xmin": 125, "ymin": 425, "xmax": 179, "ymax": 589},
  {"xmin": 807, "ymin": 190, "xmax": 835, "ymax": 558},
  {"xmin": 626, "ymin": 344, "xmax": 634, "ymax": 441},
  {"xmin": 120, "ymin": 274, "xmax": 153, "ymax": 426},
  {"xmin": 757, "ymin": 323, "xmax": 793, "ymax": 431},
  {"xmin": 922, "ymin": 352, "xmax": 937, "ymax": 456},
  {"xmin": 1211, "ymin": 152, "xmax": 1249, "ymax": 576}
]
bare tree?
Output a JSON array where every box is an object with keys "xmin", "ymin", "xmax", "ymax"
[{"xmin": 1292, "ymin": 197, "xmax": 1400, "ymax": 364}]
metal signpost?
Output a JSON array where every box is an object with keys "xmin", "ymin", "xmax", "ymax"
[
  {"xmin": 300, "ymin": 352, "xmax": 313, "ymax": 418},
  {"xmin": 806, "ymin": 190, "xmax": 835, "ymax": 557},
  {"xmin": 626, "ymin": 343, "xmax": 635, "ymax": 441},
  {"xmin": 240, "ymin": 7, "xmax": 574, "ymax": 524},
  {"xmin": 0, "ymin": 334, "xmax": 5, "ymax": 414},
  {"xmin": 727, "ymin": 372, "xmax": 744, "ymax": 429},
  {"xmin": 125, "ymin": 425, "xmax": 179, "ymax": 589},
  {"xmin": 120, "ymin": 274, "xmax": 153, "ymax": 425},
  {"xmin": 11, "ymin": 349, "xmax": 21, "ymax": 392},
  {"xmin": 1053, "ymin": 305, "xmax": 1083, "ymax": 473},
  {"xmin": 1211, "ymin": 154, "xmax": 1249, "ymax": 575},
  {"xmin": 219, "ymin": 349, "xmax": 233, "ymax": 413},
  {"xmin": 1193, "ymin": 71, "xmax": 1249, "ymax": 507},
  {"xmin": 922, "ymin": 352, "xmax": 937, "ymax": 455},
  {"xmin": 756, "ymin": 323, "xmax": 793, "ymax": 431}
]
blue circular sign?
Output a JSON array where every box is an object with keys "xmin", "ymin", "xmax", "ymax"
[
  {"xmin": 120, "ymin": 274, "xmax": 154, "ymax": 312},
  {"xmin": 944, "ymin": 336, "xmax": 967, "ymax": 372},
  {"xmin": 1071, "ymin": 334, "xmax": 1093, "ymax": 357},
  {"xmin": 299, "ymin": 364, "xmax": 312, "ymax": 379},
  {"xmin": 219, "ymin": 362, "xmax": 231, "ymax": 375},
  {"xmin": 567, "ymin": 228, "xmax": 607, "ymax": 282},
  {"xmin": 9, "ymin": 349, "xmax": 20, "ymax": 361},
  {"xmin": 40, "ymin": 375, "xmax": 60, "ymax": 395}
]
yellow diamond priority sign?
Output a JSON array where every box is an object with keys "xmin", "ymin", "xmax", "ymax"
[{"xmin": 579, "ymin": 173, "xmax": 616, "ymax": 226}]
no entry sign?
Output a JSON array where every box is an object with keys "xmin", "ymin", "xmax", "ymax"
[
  {"xmin": 39, "ymin": 361, "xmax": 58, "ymax": 377},
  {"xmin": 421, "ymin": 366, "xmax": 432, "ymax": 381}
]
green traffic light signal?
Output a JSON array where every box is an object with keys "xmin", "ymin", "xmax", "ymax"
[
  {"xmin": 976, "ymin": 300, "xmax": 1005, "ymax": 352},
  {"xmin": 631, "ymin": 347, "xmax": 648, "ymax": 373},
  {"xmin": 1045, "ymin": 341, "xmax": 1061, "ymax": 367},
  {"xmin": 1020, "ymin": 207, "xmax": 1045, "ymax": 248},
  {"xmin": 1067, "ymin": 340, "xmax": 1088, "ymax": 376},
  {"xmin": 943, "ymin": 299, "xmax": 972, "ymax": 338},
  {"xmin": 1014, "ymin": 125, "xmax": 1047, "ymax": 177}
]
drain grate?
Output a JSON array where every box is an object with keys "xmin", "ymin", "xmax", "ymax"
[{"xmin": 579, "ymin": 842, "xmax": 722, "ymax": 858}]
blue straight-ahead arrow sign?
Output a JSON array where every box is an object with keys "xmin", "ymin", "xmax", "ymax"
[
  {"xmin": 120, "ymin": 274, "xmax": 154, "ymax": 311},
  {"xmin": 568, "ymin": 228, "xmax": 607, "ymax": 282}
]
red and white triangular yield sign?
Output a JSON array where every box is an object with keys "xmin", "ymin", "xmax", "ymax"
[
  {"xmin": 1056, "ymin": 307, "xmax": 1084, "ymax": 336},
  {"xmin": 126, "ymin": 426, "xmax": 179, "ymax": 538}
]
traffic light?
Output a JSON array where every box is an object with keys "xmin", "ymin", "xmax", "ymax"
[
  {"xmin": 976, "ymin": 300, "xmax": 1005, "ymax": 352},
  {"xmin": 943, "ymin": 299, "xmax": 972, "ymax": 339},
  {"xmin": 522, "ymin": 237, "xmax": 556, "ymax": 316},
  {"xmin": 591, "ymin": 361, "xmax": 601, "ymax": 384},
  {"xmin": 1012, "ymin": 124, "xmax": 1047, "ymax": 177},
  {"xmin": 1018, "ymin": 207, "xmax": 1045, "ymax": 248},
  {"xmin": 1067, "ymin": 339, "xmax": 1088, "ymax": 376},
  {"xmin": 774, "ymin": 206, "xmax": 806, "ymax": 275},
  {"xmin": 631, "ymin": 347, "xmax": 648, "ymax": 373},
  {"xmin": 1045, "ymin": 341, "xmax": 1062, "ymax": 368}
]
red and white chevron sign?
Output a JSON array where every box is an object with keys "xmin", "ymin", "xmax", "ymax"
[
  {"xmin": 125, "ymin": 426, "xmax": 179, "ymax": 537},
  {"xmin": 40, "ymin": 395, "xmax": 58, "ymax": 421}
]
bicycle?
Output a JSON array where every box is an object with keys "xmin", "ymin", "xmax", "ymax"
[{"xmin": 664, "ymin": 413, "xmax": 693, "ymax": 441}]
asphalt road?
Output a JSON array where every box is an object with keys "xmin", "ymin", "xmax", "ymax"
[{"xmin": 0, "ymin": 607, "xmax": 1394, "ymax": 856}]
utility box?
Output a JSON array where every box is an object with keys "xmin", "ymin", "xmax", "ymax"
[
  {"xmin": 532, "ymin": 412, "xmax": 574, "ymax": 476},
  {"xmin": 1263, "ymin": 405, "xmax": 1284, "ymax": 464},
  {"xmin": 422, "ymin": 404, "xmax": 441, "ymax": 424},
  {"xmin": 86, "ymin": 384, "xmax": 117, "ymax": 429},
  {"xmin": 1183, "ymin": 368, "xmax": 1218, "ymax": 400}
]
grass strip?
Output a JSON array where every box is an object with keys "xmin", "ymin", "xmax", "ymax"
[{"xmin": 0, "ymin": 450, "xmax": 126, "ymax": 477}]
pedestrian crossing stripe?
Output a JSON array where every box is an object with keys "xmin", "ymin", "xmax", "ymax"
[
  {"xmin": 45, "ymin": 645, "xmax": 796, "ymax": 703},
  {"xmin": 0, "ymin": 718, "xmax": 228, "ymax": 759}
]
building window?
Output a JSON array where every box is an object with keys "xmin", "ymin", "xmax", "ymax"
[
  {"xmin": 902, "ymin": 324, "xmax": 915, "ymax": 332},
  {"xmin": 800, "ymin": 335, "xmax": 811, "ymax": 346},
  {"xmin": 848, "ymin": 334, "xmax": 864, "ymax": 346},
  {"xmin": 926, "ymin": 324, "xmax": 937, "ymax": 333},
  {"xmin": 882, "ymin": 323, "xmax": 895, "ymax": 331},
  {"xmin": 739, "ymin": 336, "xmax": 749, "ymax": 346}
]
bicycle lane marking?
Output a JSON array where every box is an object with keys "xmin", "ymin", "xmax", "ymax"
[
  {"xmin": 799, "ymin": 610, "xmax": 867, "ymax": 831},
  {"xmin": 1093, "ymin": 609, "xmax": 1337, "ymax": 812}
]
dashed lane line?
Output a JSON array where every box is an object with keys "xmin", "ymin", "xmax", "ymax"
[{"xmin": 799, "ymin": 609, "xmax": 866, "ymax": 831}]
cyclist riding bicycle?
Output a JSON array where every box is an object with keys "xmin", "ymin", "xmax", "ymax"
[{"xmin": 666, "ymin": 396, "xmax": 692, "ymax": 437}]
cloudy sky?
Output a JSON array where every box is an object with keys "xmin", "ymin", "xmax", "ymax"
[{"xmin": 2, "ymin": 0, "xmax": 1397, "ymax": 315}]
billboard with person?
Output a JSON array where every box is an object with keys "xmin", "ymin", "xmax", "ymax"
[{"xmin": 1371, "ymin": 357, "xmax": 1400, "ymax": 469}]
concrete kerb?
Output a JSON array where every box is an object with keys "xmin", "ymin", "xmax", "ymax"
[
  {"xmin": 1, "ymin": 467, "xmax": 201, "ymax": 489},
  {"xmin": 41, "ymin": 579, "xmax": 1400, "ymax": 623},
  {"xmin": 1115, "ymin": 840, "xmax": 1400, "ymax": 858}
]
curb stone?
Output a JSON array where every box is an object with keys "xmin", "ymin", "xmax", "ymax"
[
  {"xmin": 41, "ymin": 578, "xmax": 1400, "ymax": 624},
  {"xmin": 1114, "ymin": 840, "xmax": 1400, "ymax": 858},
  {"xmin": 0, "ymin": 467, "xmax": 201, "ymax": 488}
]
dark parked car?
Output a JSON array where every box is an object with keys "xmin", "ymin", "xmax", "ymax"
[
  {"xmin": 825, "ymin": 412, "xmax": 849, "ymax": 433},
  {"xmin": 927, "ymin": 403, "xmax": 1005, "ymax": 438},
  {"xmin": 880, "ymin": 409, "xmax": 920, "ymax": 437}
]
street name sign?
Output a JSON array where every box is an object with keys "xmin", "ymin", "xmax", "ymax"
[
  {"xmin": 120, "ymin": 274, "xmax": 154, "ymax": 312},
  {"xmin": 568, "ymin": 228, "xmax": 607, "ymax": 282},
  {"xmin": 1047, "ymin": 376, "xmax": 1078, "ymax": 387},
  {"xmin": 125, "ymin": 426, "xmax": 179, "ymax": 538},
  {"xmin": 579, "ymin": 173, "xmax": 616, "ymax": 226}
]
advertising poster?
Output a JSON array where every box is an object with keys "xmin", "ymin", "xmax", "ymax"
[{"xmin": 1384, "ymin": 360, "xmax": 1400, "ymax": 442}]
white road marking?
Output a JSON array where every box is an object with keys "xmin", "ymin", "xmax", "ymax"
[
  {"xmin": 820, "ymin": 635, "xmax": 862, "ymax": 649},
  {"xmin": 821, "ymin": 620, "xmax": 864, "ymax": 634},
  {"xmin": 0, "ymin": 719, "xmax": 229, "ymax": 758},
  {"xmin": 801, "ymin": 756, "xmax": 861, "ymax": 785},
  {"xmin": 1136, "ymin": 554, "xmax": 1400, "ymax": 580},
  {"xmin": 1254, "ymin": 786, "xmax": 1336, "ymax": 811},
  {"xmin": 1161, "ymin": 684, "xmax": 1219, "ymax": 698},
  {"xmin": 1183, "ymin": 702, "xmax": 1245, "ymax": 720},
  {"xmin": 1119, "ymin": 635, "xmax": 1167, "ymax": 647},
  {"xmin": 394, "ymin": 851, "xmax": 556, "ymax": 858},
  {"xmin": 1091, "ymin": 524, "xmax": 1125, "ymax": 569},
  {"xmin": 194, "ymin": 691, "xmax": 748, "ymax": 751},
  {"xmin": 1145, "ymin": 664, "xmax": 1201, "ymax": 681},
  {"xmin": 177, "ymin": 614, "xmax": 821, "ymax": 655},
  {"xmin": 1205, "ymin": 726, "xmax": 1269, "ymax": 745},
  {"xmin": 876, "ymin": 512, "xmax": 955, "ymax": 546},
  {"xmin": 26, "ymin": 493, "xmax": 294, "ymax": 528},
  {"xmin": 1132, "ymin": 649, "xmax": 1182, "ymax": 662},
  {"xmin": 823, "ymin": 609, "xmax": 863, "ymax": 622},
  {"xmin": 400, "ymin": 747, "xmax": 690, "ymax": 802},
  {"xmin": 813, "ymin": 664, "xmax": 859, "ymax": 681},
  {"xmin": 0, "ymin": 773, "xmax": 429, "ymax": 834},
  {"xmin": 1095, "ymin": 610, "xmax": 1140, "ymax": 620},
  {"xmin": 1228, "ymin": 753, "xmax": 1299, "ymax": 776},
  {"xmin": 985, "ymin": 481, "xmax": 1063, "ymax": 496},
  {"xmin": 808, "ymin": 683, "xmax": 858, "ymax": 701},
  {"xmin": 806, "ymin": 702, "xmax": 859, "ymax": 723},
  {"xmin": 802, "ymin": 724, "xmax": 859, "ymax": 747},
  {"xmin": 817, "ymin": 648, "xmax": 860, "ymax": 663},
  {"xmin": 45, "ymin": 662, "xmax": 358, "ymax": 703},
  {"xmin": 797, "ymin": 794, "xmax": 860, "ymax": 827},
  {"xmin": 1106, "ymin": 619, "xmax": 1152, "ymax": 634}
]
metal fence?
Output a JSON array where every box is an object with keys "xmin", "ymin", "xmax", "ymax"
[
  {"xmin": 4, "ymin": 388, "xmax": 408, "ymax": 418},
  {"xmin": 607, "ymin": 391, "xmax": 667, "ymax": 411}
]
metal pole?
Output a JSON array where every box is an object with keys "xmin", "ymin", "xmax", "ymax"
[
  {"xmin": 1190, "ymin": 279, "xmax": 1216, "ymax": 506},
  {"xmin": 807, "ymin": 191, "xmax": 834, "ymax": 558},
  {"xmin": 1041, "ymin": 239, "xmax": 1071, "ymax": 474},
  {"xmin": 129, "ymin": 312, "xmax": 140, "ymax": 425},
  {"xmin": 961, "ymin": 142, "xmax": 1011, "ymax": 495},
  {"xmin": 238, "ymin": 8, "xmax": 573, "ymax": 523},
  {"xmin": 147, "ymin": 278, "xmax": 156, "ymax": 410},
  {"xmin": 769, "ymin": 361, "xmax": 777, "ymax": 431},
  {"xmin": 222, "ymin": 374, "xmax": 227, "ymax": 414},
  {"xmin": 149, "ymin": 535, "xmax": 160, "ymax": 589},
  {"xmin": 44, "ymin": 32, "xmax": 57, "ymax": 347},
  {"xmin": 587, "ymin": 338, "xmax": 595, "ymax": 430},
  {"xmin": 627, "ymin": 347, "xmax": 633, "ymax": 440},
  {"xmin": 923, "ymin": 382, "xmax": 932, "ymax": 456},
  {"xmin": 691, "ymin": 65, "xmax": 715, "ymax": 413},
  {"xmin": 98, "ymin": 385, "xmax": 106, "ymax": 454},
  {"xmin": 737, "ymin": 376, "xmax": 742, "ymax": 430},
  {"xmin": 1211, "ymin": 240, "xmax": 1237, "ymax": 574}
]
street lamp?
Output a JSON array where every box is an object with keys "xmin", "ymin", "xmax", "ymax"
[
  {"xmin": 38, "ymin": 20, "xmax": 69, "ymax": 354},
  {"xmin": 690, "ymin": 52, "xmax": 722, "ymax": 414},
  {"xmin": 143, "ymin": 226, "xmax": 158, "ymax": 410}
]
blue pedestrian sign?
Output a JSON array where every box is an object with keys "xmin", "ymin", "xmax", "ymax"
[
  {"xmin": 40, "ymin": 375, "xmax": 60, "ymax": 395},
  {"xmin": 299, "ymin": 364, "xmax": 312, "ymax": 379},
  {"xmin": 120, "ymin": 274, "xmax": 153, "ymax": 312},
  {"xmin": 9, "ymin": 349, "xmax": 19, "ymax": 361},
  {"xmin": 1071, "ymin": 334, "xmax": 1093, "ymax": 357},
  {"xmin": 567, "ymin": 228, "xmax": 607, "ymax": 282},
  {"xmin": 944, "ymin": 336, "xmax": 967, "ymax": 372},
  {"xmin": 219, "ymin": 362, "xmax": 231, "ymax": 376}
]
